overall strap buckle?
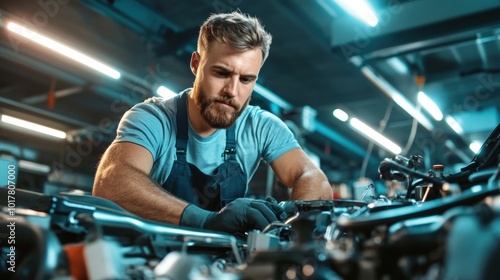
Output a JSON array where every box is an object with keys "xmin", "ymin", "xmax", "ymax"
[{"xmin": 222, "ymin": 148, "xmax": 236, "ymax": 160}]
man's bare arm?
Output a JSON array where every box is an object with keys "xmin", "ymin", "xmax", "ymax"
[
  {"xmin": 270, "ymin": 148, "xmax": 332, "ymax": 200},
  {"xmin": 93, "ymin": 142, "xmax": 188, "ymax": 225}
]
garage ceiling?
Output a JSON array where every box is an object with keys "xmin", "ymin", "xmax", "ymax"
[{"xmin": 0, "ymin": 0, "xmax": 499, "ymax": 190}]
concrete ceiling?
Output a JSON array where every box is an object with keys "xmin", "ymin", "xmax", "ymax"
[{"xmin": 0, "ymin": 0, "xmax": 499, "ymax": 190}]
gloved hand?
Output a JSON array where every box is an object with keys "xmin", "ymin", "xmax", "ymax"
[
  {"xmin": 180, "ymin": 198, "xmax": 283, "ymax": 234},
  {"xmin": 204, "ymin": 198, "xmax": 283, "ymax": 233}
]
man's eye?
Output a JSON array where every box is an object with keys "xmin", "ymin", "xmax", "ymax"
[
  {"xmin": 240, "ymin": 77, "xmax": 253, "ymax": 84},
  {"xmin": 215, "ymin": 71, "xmax": 229, "ymax": 77}
]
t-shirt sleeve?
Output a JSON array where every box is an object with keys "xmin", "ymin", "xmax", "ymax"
[
  {"xmin": 253, "ymin": 110, "xmax": 300, "ymax": 164},
  {"xmin": 113, "ymin": 100, "xmax": 172, "ymax": 161}
]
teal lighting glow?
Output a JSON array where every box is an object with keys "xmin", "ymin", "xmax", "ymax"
[
  {"xmin": 350, "ymin": 118, "xmax": 402, "ymax": 154},
  {"xmin": 418, "ymin": 91, "xmax": 443, "ymax": 121},
  {"xmin": 335, "ymin": 0, "xmax": 379, "ymax": 27},
  {"xmin": 7, "ymin": 21, "xmax": 121, "ymax": 79},
  {"xmin": 333, "ymin": 109, "xmax": 349, "ymax": 122},
  {"xmin": 156, "ymin": 86, "xmax": 177, "ymax": 99}
]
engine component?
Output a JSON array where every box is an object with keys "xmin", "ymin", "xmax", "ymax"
[{"xmin": 1, "ymin": 124, "xmax": 499, "ymax": 279}]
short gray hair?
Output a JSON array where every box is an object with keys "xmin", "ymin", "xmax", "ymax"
[{"xmin": 198, "ymin": 11, "xmax": 272, "ymax": 64}]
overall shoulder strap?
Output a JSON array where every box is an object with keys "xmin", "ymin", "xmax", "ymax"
[
  {"xmin": 175, "ymin": 93, "xmax": 188, "ymax": 159},
  {"xmin": 223, "ymin": 125, "xmax": 237, "ymax": 160}
]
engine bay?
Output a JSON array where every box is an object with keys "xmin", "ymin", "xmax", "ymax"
[{"xmin": 1, "ymin": 124, "xmax": 499, "ymax": 280}]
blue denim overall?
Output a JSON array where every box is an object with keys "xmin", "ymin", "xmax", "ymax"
[{"xmin": 162, "ymin": 93, "xmax": 247, "ymax": 211}]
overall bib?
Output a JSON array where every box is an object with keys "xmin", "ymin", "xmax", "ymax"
[{"xmin": 162, "ymin": 93, "xmax": 247, "ymax": 211}]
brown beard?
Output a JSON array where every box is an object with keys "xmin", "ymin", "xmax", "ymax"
[{"xmin": 195, "ymin": 88, "xmax": 251, "ymax": 128}]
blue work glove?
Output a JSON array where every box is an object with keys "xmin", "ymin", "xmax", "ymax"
[{"xmin": 181, "ymin": 198, "xmax": 283, "ymax": 234}]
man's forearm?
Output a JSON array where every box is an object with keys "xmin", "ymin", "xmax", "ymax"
[
  {"xmin": 93, "ymin": 163, "xmax": 188, "ymax": 225},
  {"xmin": 289, "ymin": 170, "xmax": 332, "ymax": 200}
]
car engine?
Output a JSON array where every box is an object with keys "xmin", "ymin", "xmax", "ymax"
[{"xmin": 1, "ymin": 124, "xmax": 499, "ymax": 280}]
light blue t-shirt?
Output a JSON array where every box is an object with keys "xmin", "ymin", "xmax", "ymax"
[{"xmin": 113, "ymin": 89, "xmax": 300, "ymax": 186}]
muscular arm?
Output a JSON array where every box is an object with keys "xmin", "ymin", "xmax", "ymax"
[
  {"xmin": 270, "ymin": 148, "xmax": 332, "ymax": 200},
  {"xmin": 93, "ymin": 142, "xmax": 188, "ymax": 225}
]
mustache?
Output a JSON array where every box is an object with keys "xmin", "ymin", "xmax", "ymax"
[{"xmin": 212, "ymin": 97, "xmax": 238, "ymax": 109}]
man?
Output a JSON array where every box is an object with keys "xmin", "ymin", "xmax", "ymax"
[{"xmin": 93, "ymin": 12, "xmax": 332, "ymax": 234}]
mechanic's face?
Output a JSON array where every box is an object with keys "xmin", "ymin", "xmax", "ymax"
[{"xmin": 190, "ymin": 41, "xmax": 262, "ymax": 128}]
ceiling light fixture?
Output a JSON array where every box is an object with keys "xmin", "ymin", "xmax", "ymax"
[
  {"xmin": 386, "ymin": 57, "xmax": 409, "ymax": 75},
  {"xmin": 6, "ymin": 21, "xmax": 121, "ymax": 79},
  {"xmin": 19, "ymin": 159, "xmax": 51, "ymax": 174},
  {"xmin": 156, "ymin": 86, "xmax": 177, "ymax": 99},
  {"xmin": 350, "ymin": 117, "xmax": 402, "ymax": 154},
  {"xmin": 469, "ymin": 141, "xmax": 482, "ymax": 154},
  {"xmin": 333, "ymin": 109, "xmax": 349, "ymax": 122},
  {"xmin": 1, "ymin": 114, "xmax": 66, "ymax": 139},
  {"xmin": 417, "ymin": 91, "xmax": 443, "ymax": 121},
  {"xmin": 361, "ymin": 66, "xmax": 434, "ymax": 131},
  {"xmin": 445, "ymin": 115, "xmax": 464, "ymax": 135},
  {"xmin": 335, "ymin": 0, "xmax": 379, "ymax": 27}
]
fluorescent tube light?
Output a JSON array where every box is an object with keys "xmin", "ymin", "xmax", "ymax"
[
  {"xmin": 350, "ymin": 118, "xmax": 402, "ymax": 154},
  {"xmin": 19, "ymin": 160, "xmax": 51, "ymax": 174},
  {"xmin": 386, "ymin": 57, "xmax": 409, "ymax": 75},
  {"xmin": 156, "ymin": 86, "xmax": 177, "ymax": 99},
  {"xmin": 392, "ymin": 94, "xmax": 434, "ymax": 130},
  {"xmin": 1, "ymin": 115, "xmax": 66, "ymax": 139},
  {"xmin": 361, "ymin": 66, "xmax": 434, "ymax": 131},
  {"xmin": 445, "ymin": 116, "xmax": 464, "ymax": 135},
  {"xmin": 6, "ymin": 21, "xmax": 121, "ymax": 79},
  {"xmin": 333, "ymin": 109, "xmax": 349, "ymax": 122},
  {"xmin": 335, "ymin": 0, "xmax": 378, "ymax": 27},
  {"xmin": 469, "ymin": 141, "xmax": 482, "ymax": 154},
  {"xmin": 417, "ymin": 91, "xmax": 443, "ymax": 121}
]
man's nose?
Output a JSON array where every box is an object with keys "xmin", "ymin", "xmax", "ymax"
[{"xmin": 223, "ymin": 76, "xmax": 238, "ymax": 97}]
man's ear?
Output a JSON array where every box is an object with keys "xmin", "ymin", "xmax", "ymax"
[{"xmin": 190, "ymin": 52, "xmax": 200, "ymax": 76}]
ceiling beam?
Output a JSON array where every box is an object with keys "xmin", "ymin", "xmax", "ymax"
[
  {"xmin": 0, "ymin": 44, "xmax": 139, "ymax": 106},
  {"xmin": 22, "ymin": 86, "xmax": 84, "ymax": 104},
  {"xmin": 331, "ymin": 0, "xmax": 500, "ymax": 61},
  {"xmin": 0, "ymin": 96, "xmax": 91, "ymax": 128}
]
